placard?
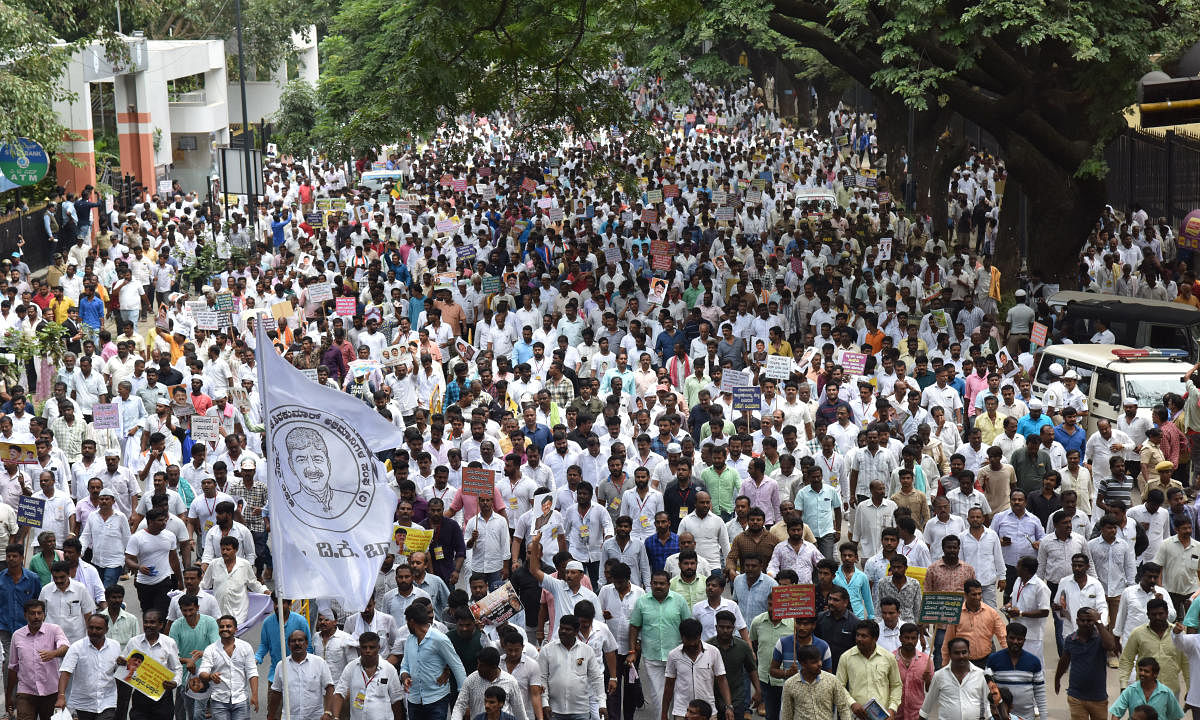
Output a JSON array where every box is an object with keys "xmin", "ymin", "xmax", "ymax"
[
  {"xmin": 714, "ymin": 206, "xmax": 735, "ymax": 222},
  {"xmin": 381, "ymin": 344, "xmax": 411, "ymax": 366},
  {"xmin": 462, "ymin": 467, "xmax": 495, "ymax": 497},
  {"xmin": 664, "ymin": 184, "xmax": 680, "ymax": 198},
  {"xmin": 335, "ymin": 297, "xmax": 357, "ymax": 317},
  {"xmin": 604, "ymin": 246, "xmax": 622, "ymax": 266},
  {"xmin": 877, "ymin": 237, "xmax": 892, "ymax": 262},
  {"xmin": 155, "ymin": 305, "xmax": 170, "ymax": 332},
  {"xmin": 651, "ymin": 254, "xmax": 672, "ymax": 271},
  {"xmin": 650, "ymin": 239, "xmax": 671, "ymax": 256},
  {"xmin": 271, "ymin": 301, "xmax": 294, "ymax": 322},
  {"xmin": 841, "ymin": 351, "xmax": 868, "ymax": 375},
  {"xmin": 435, "ymin": 217, "xmax": 459, "ymax": 234},
  {"xmin": 878, "ymin": 191, "xmax": 891, "ymax": 205},
  {"xmin": 647, "ymin": 278, "xmax": 668, "ymax": 306},
  {"xmin": 547, "ymin": 207, "xmax": 564, "ymax": 223},
  {"xmin": 214, "ymin": 293, "xmax": 234, "ymax": 313},
  {"xmin": 640, "ymin": 208, "xmax": 658, "ymax": 224},
  {"xmin": 770, "ymin": 584, "xmax": 816, "ymax": 620},
  {"xmin": 194, "ymin": 310, "xmax": 219, "ymax": 331},
  {"xmin": 1030, "ymin": 321, "xmax": 1048, "ymax": 347},
  {"xmin": 746, "ymin": 189, "xmax": 762, "ymax": 205},
  {"xmin": 646, "ymin": 189, "xmax": 663, "ymax": 204},
  {"xmin": 469, "ymin": 580, "xmax": 523, "ymax": 626},
  {"xmin": 189, "ymin": 415, "xmax": 219, "ymax": 444},
  {"xmin": 732, "ymin": 386, "xmax": 761, "ymax": 412},
  {"xmin": 0, "ymin": 442, "xmax": 36, "ymax": 465},
  {"xmin": 115, "ymin": 650, "xmax": 175, "ymax": 701},
  {"xmin": 712, "ymin": 190, "xmax": 728, "ymax": 205},
  {"xmin": 481, "ymin": 275, "xmax": 502, "ymax": 293},
  {"xmin": 765, "ymin": 355, "xmax": 793, "ymax": 381},
  {"xmin": 401, "ymin": 525, "xmax": 434, "ymax": 554},
  {"xmin": 719, "ymin": 369, "xmax": 751, "ymax": 393},
  {"xmin": 16, "ymin": 496, "xmax": 43, "ymax": 528},
  {"xmin": 300, "ymin": 368, "xmax": 319, "ymax": 383},
  {"xmin": 93, "ymin": 403, "xmax": 121, "ymax": 430},
  {"xmin": 918, "ymin": 591, "xmax": 964, "ymax": 624},
  {"xmin": 307, "ymin": 282, "xmax": 334, "ymax": 303}
]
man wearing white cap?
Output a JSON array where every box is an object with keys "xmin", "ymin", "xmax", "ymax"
[
  {"xmin": 526, "ymin": 536, "xmax": 597, "ymax": 638},
  {"xmin": 1004, "ymin": 289, "xmax": 1034, "ymax": 354},
  {"xmin": 203, "ymin": 387, "xmax": 244, "ymax": 443},
  {"xmin": 79, "ymin": 487, "xmax": 131, "ymax": 589}
]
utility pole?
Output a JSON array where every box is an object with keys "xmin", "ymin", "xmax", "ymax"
[{"xmin": 234, "ymin": 0, "xmax": 257, "ymax": 242}]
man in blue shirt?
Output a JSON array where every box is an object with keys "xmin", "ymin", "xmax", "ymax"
[
  {"xmin": 519, "ymin": 406, "xmax": 552, "ymax": 453},
  {"xmin": 399, "ymin": 604, "xmax": 467, "ymax": 719},
  {"xmin": 833, "ymin": 543, "xmax": 873, "ymax": 619},
  {"xmin": 0, "ymin": 544, "xmax": 42, "ymax": 644},
  {"xmin": 654, "ymin": 317, "xmax": 687, "ymax": 365},
  {"xmin": 77, "ymin": 285, "xmax": 106, "ymax": 339},
  {"xmin": 512, "ymin": 327, "xmax": 536, "ymax": 366},
  {"xmin": 255, "ymin": 597, "xmax": 312, "ymax": 683}
]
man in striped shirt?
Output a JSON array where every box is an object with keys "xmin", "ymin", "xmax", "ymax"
[{"xmin": 985, "ymin": 622, "xmax": 1049, "ymax": 720}]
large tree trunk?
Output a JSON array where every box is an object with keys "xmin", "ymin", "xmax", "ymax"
[
  {"xmin": 992, "ymin": 133, "xmax": 1105, "ymax": 289},
  {"xmin": 928, "ymin": 120, "xmax": 968, "ymax": 240}
]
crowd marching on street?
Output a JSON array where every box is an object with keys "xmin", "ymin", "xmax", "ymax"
[{"xmin": 6, "ymin": 71, "xmax": 1200, "ymax": 720}]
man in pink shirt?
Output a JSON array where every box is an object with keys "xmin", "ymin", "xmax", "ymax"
[{"xmin": 6, "ymin": 599, "xmax": 69, "ymax": 720}]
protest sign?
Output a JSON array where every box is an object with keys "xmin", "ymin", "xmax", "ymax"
[
  {"xmin": 155, "ymin": 305, "xmax": 170, "ymax": 332},
  {"xmin": 769, "ymin": 584, "xmax": 816, "ymax": 620},
  {"xmin": 300, "ymin": 368, "xmax": 318, "ymax": 383},
  {"xmin": 16, "ymin": 496, "xmax": 43, "ymax": 528},
  {"xmin": 647, "ymin": 278, "xmax": 668, "ymax": 305},
  {"xmin": 732, "ymin": 386, "xmax": 761, "ymax": 412},
  {"xmin": 604, "ymin": 246, "xmax": 623, "ymax": 266},
  {"xmin": 190, "ymin": 415, "xmax": 220, "ymax": 443},
  {"xmin": 307, "ymin": 282, "xmax": 334, "ymax": 303},
  {"xmin": 646, "ymin": 189, "xmax": 663, "ymax": 204},
  {"xmin": 664, "ymin": 184, "xmax": 680, "ymax": 198},
  {"xmin": 93, "ymin": 403, "xmax": 121, "ymax": 430},
  {"xmin": 401, "ymin": 526, "xmax": 434, "ymax": 554},
  {"xmin": 765, "ymin": 354, "xmax": 793, "ymax": 381},
  {"xmin": 195, "ymin": 310, "xmax": 219, "ymax": 331},
  {"xmin": 651, "ymin": 254, "xmax": 672, "ymax": 271},
  {"xmin": 841, "ymin": 352, "xmax": 868, "ymax": 375},
  {"xmin": 462, "ymin": 467, "xmax": 495, "ymax": 497},
  {"xmin": 641, "ymin": 208, "xmax": 658, "ymax": 223},
  {"xmin": 0, "ymin": 442, "xmax": 36, "ymax": 465},
  {"xmin": 547, "ymin": 207, "xmax": 564, "ymax": 223},
  {"xmin": 270, "ymin": 301, "xmax": 294, "ymax": 322},
  {"xmin": 115, "ymin": 651, "xmax": 176, "ymax": 701},
  {"xmin": 715, "ymin": 206, "xmax": 735, "ymax": 222},
  {"xmin": 381, "ymin": 344, "xmax": 411, "ymax": 366},
  {"xmin": 719, "ymin": 369, "xmax": 751, "ymax": 394},
  {"xmin": 877, "ymin": 237, "xmax": 892, "ymax": 261},
  {"xmin": 1030, "ymin": 322, "xmax": 1048, "ymax": 347},
  {"xmin": 481, "ymin": 275, "xmax": 502, "ymax": 293},
  {"xmin": 469, "ymin": 581, "xmax": 524, "ymax": 626},
  {"xmin": 214, "ymin": 293, "xmax": 234, "ymax": 313},
  {"xmin": 918, "ymin": 592, "xmax": 964, "ymax": 625},
  {"xmin": 335, "ymin": 297, "xmax": 357, "ymax": 317}
]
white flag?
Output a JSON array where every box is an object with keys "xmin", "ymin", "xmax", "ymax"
[{"xmin": 255, "ymin": 323, "xmax": 400, "ymax": 612}]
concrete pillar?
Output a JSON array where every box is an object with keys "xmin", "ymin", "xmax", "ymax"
[
  {"xmin": 117, "ymin": 109, "xmax": 155, "ymax": 186},
  {"xmin": 56, "ymin": 129, "xmax": 97, "ymax": 197}
]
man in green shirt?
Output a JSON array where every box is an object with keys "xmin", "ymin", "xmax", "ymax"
[
  {"xmin": 701, "ymin": 445, "xmax": 741, "ymax": 520},
  {"xmin": 669, "ymin": 550, "xmax": 707, "ymax": 607},
  {"xmin": 629, "ymin": 570, "xmax": 691, "ymax": 720},
  {"xmin": 168, "ymin": 594, "xmax": 219, "ymax": 720}
]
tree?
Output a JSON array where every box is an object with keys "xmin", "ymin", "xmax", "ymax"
[
  {"xmin": 273, "ymin": 80, "xmax": 320, "ymax": 158},
  {"xmin": 0, "ymin": 0, "xmax": 87, "ymax": 152},
  {"xmin": 319, "ymin": 0, "xmax": 1200, "ymax": 283}
]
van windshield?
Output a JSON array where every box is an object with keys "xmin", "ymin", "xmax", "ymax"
[{"xmin": 1124, "ymin": 374, "xmax": 1184, "ymax": 408}]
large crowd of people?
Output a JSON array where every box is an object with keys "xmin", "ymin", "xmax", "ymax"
[{"xmin": 0, "ymin": 73, "xmax": 1196, "ymax": 720}]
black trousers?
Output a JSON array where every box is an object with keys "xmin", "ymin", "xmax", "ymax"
[{"xmin": 130, "ymin": 689, "xmax": 174, "ymax": 720}]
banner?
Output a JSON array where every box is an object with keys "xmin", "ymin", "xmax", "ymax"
[
  {"xmin": 469, "ymin": 581, "xmax": 524, "ymax": 626},
  {"xmin": 256, "ymin": 322, "xmax": 402, "ymax": 613},
  {"xmin": 115, "ymin": 650, "xmax": 175, "ymax": 700}
]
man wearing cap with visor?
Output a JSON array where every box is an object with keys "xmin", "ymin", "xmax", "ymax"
[{"xmin": 1005, "ymin": 289, "xmax": 1035, "ymax": 355}]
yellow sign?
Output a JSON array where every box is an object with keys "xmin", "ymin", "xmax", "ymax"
[
  {"xmin": 115, "ymin": 651, "xmax": 175, "ymax": 701},
  {"xmin": 0, "ymin": 442, "xmax": 36, "ymax": 465},
  {"xmin": 400, "ymin": 526, "xmax": 434, "ymax": 554}
]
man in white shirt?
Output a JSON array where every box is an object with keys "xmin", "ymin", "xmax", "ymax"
[
  {"xmin": 919, "ymin": 637, "xmax": 989, "ymax": 720},
  {"xmin": 464, "ymin": 494, "xmax": 512, "ymax": 591},
  {"xmin": 56, "ymin": 614, "xmax": 121, "ymax": 718},
  {"xmin": 198, "ymin": 614, "xmax": 260, "ymax": 718},
  {"xmin": 268, "ymin": 629, "xmax": 333, "ymax": 720},
  {"xmin": 40, "ymin": 562, "xmax": 97, "ymax": 643},
  {"xmin": 122, "ymin": 609, "xmax": 183, "ymax": 720},
  {"xmin": 79, "ymin": 486, "xmax": 131, "ymax": 589},
  {"xmin": 677, "ymin": 492, "xmax": 730, "ymax": 570}
]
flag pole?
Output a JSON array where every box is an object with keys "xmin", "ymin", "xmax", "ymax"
[{"xmin": 256, "ymin": 321, "xmax": 292, "ymax": 720}]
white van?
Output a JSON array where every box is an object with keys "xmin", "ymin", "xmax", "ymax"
[{"xmin": 1031, "ymin": 344, "xmax": 1188, "ymax": 434}]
